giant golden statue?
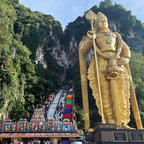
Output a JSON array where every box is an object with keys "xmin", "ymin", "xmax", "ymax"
[{"xmin": 79, "ymin": 11, "xmax": 143, "ymax": 132}]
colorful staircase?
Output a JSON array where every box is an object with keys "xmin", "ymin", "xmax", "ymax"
[{"xmin": 63, "ymin": 88, "xmax": 73, "ymax": 122}]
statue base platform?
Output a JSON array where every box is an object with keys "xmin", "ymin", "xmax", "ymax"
[{"xmin": 86, "ymin": 123, "xmax": 144, "ymax": 144}]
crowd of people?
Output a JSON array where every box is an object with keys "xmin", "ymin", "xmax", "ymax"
[
  {"xmin": 55, "ymin": 92, "xmax": 66, "ymax": 121},
  {"xmin": 44, "ymin": 93, "xmax": 56, "ymax": 121}
]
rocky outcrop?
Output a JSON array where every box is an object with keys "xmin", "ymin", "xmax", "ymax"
[{"xmin": 35, "ymin": 45, "xmax": 47, "ymax": 69}]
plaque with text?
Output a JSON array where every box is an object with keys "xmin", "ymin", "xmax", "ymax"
[
  {"xmin": 131, "ymin": 132, "xmax": 143, "ymax": 141},
  {"xmin": 114, "ymin": 131, "xmax": 127, "ymax": 142}
]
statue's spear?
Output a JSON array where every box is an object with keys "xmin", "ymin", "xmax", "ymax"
[{"xmin": 86, "ymin": 11, "xmax": 106, "ymax": 124}]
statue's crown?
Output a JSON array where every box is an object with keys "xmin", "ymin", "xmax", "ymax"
[{"xmin": 97, "ymin": 12, "xmax": 107, "ymax": 21}]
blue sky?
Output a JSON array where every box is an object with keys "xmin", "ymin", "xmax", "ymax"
[{"xmin": 19, "ymin": 0, "xmax": 144, "ymax": 29}]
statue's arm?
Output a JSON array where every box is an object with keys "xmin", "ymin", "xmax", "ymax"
[
  {"xmin": 117, "ymin": 41, "xmax": 131, "ymax": 66},
  {"xmin": 120, "ymin": 41, "xmax": 131, "ymax": 59},
  {"xmin": 78, "ymin": 35, "xmax": 92, "ymax": 94},
  {"xmin": 79, "ymin": 36, "xmax": 93, "ymax": 55},
  {"xmin": 114, "ymin": 32, "xmax": 131, "ymax": 65},
  {"xmin": 79, "ymin": 35, "xmax": 93, "ymax": 84}
]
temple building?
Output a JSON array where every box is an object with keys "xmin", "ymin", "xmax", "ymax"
[{"xmin": 0, "ymin": 88, "xmax": 80, "ymax": 144}]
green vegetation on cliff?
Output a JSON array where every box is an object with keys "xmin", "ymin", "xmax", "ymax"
[
  {"xmin": 0, "ymin": 0, "xmax": 62, "ymax": 121},
  {"xmin": 0, "ymin": 0, "xmax": 36, "ymax": 120}
]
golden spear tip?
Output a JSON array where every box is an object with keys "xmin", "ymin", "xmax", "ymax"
[{"xmin": 85, "ymin": 10, "xmax": 97, "ymax": 21}]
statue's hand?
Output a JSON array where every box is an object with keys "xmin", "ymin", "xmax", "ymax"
[
  {"xmin": 117, "ymin": 57, "xmax": 129, "ymax": 65},
  {"xmin": 115, "ymin": 53, "xmax": 120, "ymax": 59},
  {"xmin": 87, "ymin": 30, "xmax": 96, "ymax": 39}
]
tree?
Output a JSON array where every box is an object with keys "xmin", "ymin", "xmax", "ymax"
[{"xmin": 99, "ymin": 0, "xmax": 113, "ymax": 8}]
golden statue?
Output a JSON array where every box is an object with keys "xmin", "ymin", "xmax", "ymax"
[{"xmin": 79, "ymin": 11, "xmax": 143, "ymax": 132}]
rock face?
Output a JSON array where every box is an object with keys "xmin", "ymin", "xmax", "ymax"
[
  {"xmin": 35, "ymin": 36, "xmax": 78, "ymax": 69},
  {"xmin": 109, "ymin": 20, "xmax": 144, "ymax": 54},
  {"xmin": 35, "ymin": 45, "xmax": 47, "ymax": 69}
]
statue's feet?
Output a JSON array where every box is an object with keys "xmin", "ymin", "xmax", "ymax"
[{"xmin": 122, "ymin": 123, "xmax": 135, "ymax": 130}]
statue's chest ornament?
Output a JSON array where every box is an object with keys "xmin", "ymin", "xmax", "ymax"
[
  {"xmin": 98, "ymin": 32, "xmax": 114, "ymax": 44},
  {"xmin": 105, "ymin": 33, "xmax": 113, "ymax": 44}
]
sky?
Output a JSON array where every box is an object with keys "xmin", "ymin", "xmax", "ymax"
[{"xmin": 19, "ymin": 0, "xmax": 144, "ymax": 29}]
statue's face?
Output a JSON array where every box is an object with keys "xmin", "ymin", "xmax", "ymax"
[{"xmin": 96, "ymin": 17, "xmax": 108, "ymax": 30}]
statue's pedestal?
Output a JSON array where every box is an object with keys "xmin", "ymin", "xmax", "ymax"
[{"xmin": 87, "ymin": 123, "xmax": 144, "ymax": 144}]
